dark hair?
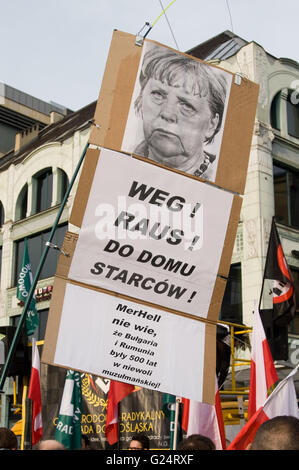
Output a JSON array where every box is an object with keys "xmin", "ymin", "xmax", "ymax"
[
  {"xmin": 81, "ymin": 434, "xmax": 90, "ymax": 447},
  {"xmin": 251, "ymin": 416, "xmax": 299, "ymax": 450},
  {"xmin": 135, "ymin": 45, "xmax": 229, "ymax": 143},
  {"xmin": 178, "ymin": 434, "xmax": 216, "ymax": 450},
  {"xmin": 130, "ymin": 434, "xmax": 150, "ymax": 449},
  {"xmin": 0, "ymin": 427, "xmax": 18, "ymax": 450}
]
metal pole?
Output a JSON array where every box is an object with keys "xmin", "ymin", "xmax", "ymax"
[
  {"xmin": 0, "ymin": 141, "xmax": 89, "ymax": 391},
  {"xmin": 172, "ymin": 397, "xmax": 181, "ymax": 450},
  {"xmin": 21, "ymin": 384, "xmax": 28, "ymax": 450},
  {"xmin": 231, "ymin": 326, "xmax": 235, "ymax": 391}
]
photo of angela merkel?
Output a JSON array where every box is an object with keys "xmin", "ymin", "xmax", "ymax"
[{"xmin": 122, "ymin": 43, "xmax": 232, "ymax": 182}]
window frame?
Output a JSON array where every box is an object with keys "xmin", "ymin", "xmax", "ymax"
[
  {"xmin": 270, "ymin": 87, "xmax": 299, "ymax": 141},
  {"xmin": 15, "ymin": 184, "xmax": 28, "ymax": 221},
  {"xmin": 11, "ymin": 308, "xmax": 49, "ymax": 341},
  {"xmin": 273, "ymin": 160, "xmax": 299, "ymax": 229},
  {"xmin": 33, "ymin": 167, "xmax": 53, "ymax": 214},
  {"xmin": 220, "ymin": 262, "xmax": 243, "ymax": 324},
  {"xmin": 13, "ymin": 223, "xmax": 68, "ymax": 286}
]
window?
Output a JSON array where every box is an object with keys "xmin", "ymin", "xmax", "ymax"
[
  {"xmin": 0, "ymin": 245, "xmax": 2, "ymax": 281},
  {"xmin": 270, "ymin": 88, "xmax": 299, "ymax": 139},
  {"xmin": 0, "ymin": 201, "xmax": 4, "ymax": 228},
  {"xmin": 14, "ymin": 223, "xmax": 67, "ymax": 285},
  {"xmin": 270, "ymin": 91, "xmax": 281, "ymax": 131},
  {"xmin": 273, "ymin": 163, "xmax": 299, "ymax": 228},
  {"xmin": 0, "ymin": 244, "xmax": 2, "ymax": 279},
  {"xmin": 16, "ymin": 167, "xmax": 68, "ymax": 221},
  {"xmin": 286, "ymin": 90, "xmax": 299, "ymax": 139},
  {"xmin": 220, "ymin": 263, "xmax": 242, "ymax": 324},
  {"xmin": 38, "ymin": 309, "xmax": 49, "ymax": 340},
  {"xmin": 15, "ymin": 184, "xmax": 28, "ymax": 221},
  {"xmin": 57, "ymin": 168, "xmax": 68, "ymax": 204},
  {"xmin": 0, "ymin": 202, "xmax": 4, "ymax": 279},
  {"xmin": 11, "ymin": 309, "xmax": 48, "ymax": 340},
  {"xmin": 35, "ymin": 168, "xmax": 53, "ymax": 213}
]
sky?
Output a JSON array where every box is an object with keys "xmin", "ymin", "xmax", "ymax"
[{"xmin": 1, "ymin": 0, "xmax": 299, "ymax": 111}]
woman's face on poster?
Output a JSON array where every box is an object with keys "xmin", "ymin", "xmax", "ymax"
[{"xmin": 140, "ymin": 76, "xmax": 219, "ymax": 170}]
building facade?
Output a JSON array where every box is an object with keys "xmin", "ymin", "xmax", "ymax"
[
  {"xmin": 0, "ymin": 86, "xmax": 95, "ymax": 425},
  {"xmin": 189, "ymin": 32, "xmax": 299, "ymax": 342}
]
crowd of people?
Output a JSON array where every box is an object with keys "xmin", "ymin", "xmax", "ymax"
[{"xmin": 1, "ymin": 415, "xmax": 299, "ymax": 450}]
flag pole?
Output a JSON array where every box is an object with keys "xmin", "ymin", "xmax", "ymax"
[
  {"xmin": 258, "ymin": 216, "xmax": 275, "ymax": 313},
  {"xmin": 0, "ymin": 141, "xmax": 89, "ymax": 392},
  {"xmin": 172, "ymin": 397, "xmax": 181, "ymax": 450},
  {"xmin": 21, "ymin": 383, "xmax": 28, "ymax": 450}
]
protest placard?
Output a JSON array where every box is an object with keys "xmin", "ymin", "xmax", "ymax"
[{"xmin": 42, "ymin": 30, "xmax": 258, "ymax": 404}]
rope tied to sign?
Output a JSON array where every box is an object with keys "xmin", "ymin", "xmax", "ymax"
[
  {"xmin": 157, "ymin": 0, "xmax": 180, "ymax": 50},
  {"xmin": 152, "ymin": 0, "xmax": 177, "ymax": 28},
  {"xmin": 137, "ymin": 0, "xmax": 178, "ymax": 40}
]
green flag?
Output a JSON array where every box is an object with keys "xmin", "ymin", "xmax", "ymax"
[
  {"xmin": 162, "ymin": 393, "xmax": 176, "ymax": 417},
  {"xmin": 163, "ymin": 394, "xmax": 176, "ymax": 449},
  {"xmin": 162, "ymin": 394, "xmax": 182, "ymax": 450},
  {"xmin": 16, "ymin": 238, "xmax": 39, "ymax": 336},
  {"xmin": 55, "ymin": 370, "xmax": 82, "ymax": 449}
]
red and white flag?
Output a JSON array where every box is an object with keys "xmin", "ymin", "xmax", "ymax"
[
  {"xmin": 247, "ymin": 304, "xmax": 278, "ymax": 420},
  {"xmin": 28, "ymin": 339, "xmax": 43, "ymax": 445},
  {"xmin": 105, "ymin": 380, "xmax": 135, "ymax": 445},
  {"xmin": 228, "ymin": 365, "xmax": 299, "ymax": 450},
  {"xmin": 182, "ymin": 378, "xmax": 226, "ymax": 450}
]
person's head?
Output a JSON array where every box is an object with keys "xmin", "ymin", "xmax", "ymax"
[
  {"xmin": 37, "ymin": 439, "xmax": 66, "ymax": 450},
  {"xmin": 129, "ymin": 434, "xmax": 150, "ymax": 450},
  {"xmin": 81, "ymin": 434, "xmax": 90, "ymax": 449},
  {"xmin": 178, "ymin": 434, "xmax": 216, "ymax": 450},
  {"xmin": 250, "ymin": 416, "xmax": 299, "ymax": 450},
  {"xmin": 0, "ymin": 427, "xmax": 18, "ymax": 450},
  {"xmin": 134, "ymin": 46, "xmax": 228, "ymax": 172}
]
